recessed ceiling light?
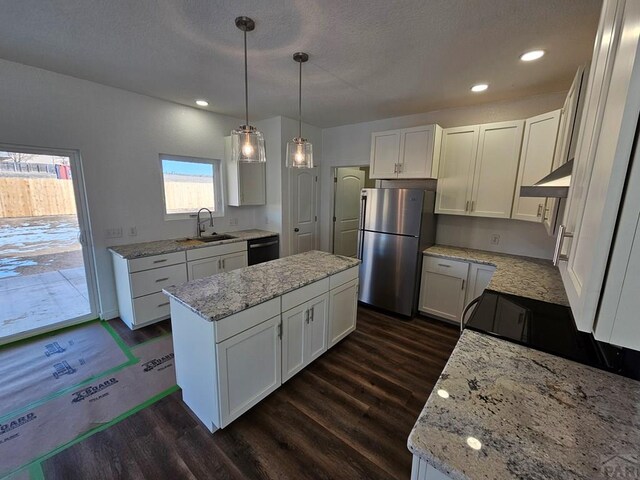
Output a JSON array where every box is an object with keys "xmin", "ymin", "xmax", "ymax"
[
  {"xmin": 520, "ymin": 50, "xmax": 545, "ymax": 62},
  {"xmin": 195, "ymin": 99, "xmax": 209, "ymax": 107},
  {"xmin": 471, "ymin": 84, "xmax": 488, "ymax": 93}
]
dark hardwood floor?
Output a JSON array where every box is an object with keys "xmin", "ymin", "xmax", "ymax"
[{"xmin": 43, "ymin": 307, "xmax": 459, "ymax": 480}]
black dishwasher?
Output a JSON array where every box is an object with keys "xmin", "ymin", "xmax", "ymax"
[{"xmin": 247, "ymin": 235, "xmax": 280, "ymax": 265}]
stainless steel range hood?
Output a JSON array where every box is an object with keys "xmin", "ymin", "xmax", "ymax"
[{"xmin": 520, "ymin": 159, "xmax": 573, "ymax": 198}]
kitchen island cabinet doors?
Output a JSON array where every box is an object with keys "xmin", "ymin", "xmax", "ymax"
[{"xmin": 328, "ymin": 278, "xmax": 358, "ymax": 347}]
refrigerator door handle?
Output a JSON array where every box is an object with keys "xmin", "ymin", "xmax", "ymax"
[{"xmin": 357, "ymin": 194, "xmax": 367, "ymax": 260}]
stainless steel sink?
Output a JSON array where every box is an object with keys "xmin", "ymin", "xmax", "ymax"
[{"xmin": 194, "ymin": 234, "xmax": 236, "ymax": 243}]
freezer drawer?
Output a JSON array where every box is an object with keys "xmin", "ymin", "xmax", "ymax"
[{"xmin": 358, "ymin": 230, "xmax": 419, "ymax": 316}]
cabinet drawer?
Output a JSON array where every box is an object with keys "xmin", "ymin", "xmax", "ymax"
[
  {"xmin": 329, "ymin": 266, "xmax": 359, "ymax": 290},
  {"xmin": 186, "ymin": 241, "xmax": 247, "ymax": 261},
  {"xmin": 282, "ymin": 278, "xmax": 330, "ymax": 312},
  {"xmin": 128, "ymin": 251, "xmax": 185, "ymax": 273},
  {"xmin": 130, "ymin": 263, "xmax": 187, "ymax": 298},
  {"xmin": 133, "ymin": 292, "xmax": 171, "ymax": 325},
  {"xmin": 215, "ymin": 297, "xmax": 280, "ymax": 343},
  {"xmin": 423, "ymin": 256, "xmax": 469, "ymax": 279}
]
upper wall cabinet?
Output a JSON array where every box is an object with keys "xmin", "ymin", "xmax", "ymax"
[
  {"xmin": 435, "ymin": 120, "xmax": 524, "ymax": 218},
  {"xmin": 511, "ymin": 109, "xmax": 561, "ymax": 223},
  {"xmin": 224, "ymin": 136, "xmax": 266, "ymax": 206},
  {"xmin": 369, "ymin": 125, "xmax": 442, "ymax": 179}
]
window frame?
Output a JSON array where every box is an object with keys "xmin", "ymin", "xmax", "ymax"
[{"xmin": 158, "ymin": 153, "xmax": 225, "ymax": 221}]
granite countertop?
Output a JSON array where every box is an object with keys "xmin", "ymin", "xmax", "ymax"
[
  {"xmin": 163, "ymin": 250, "xmax": 360, "ymax": 322},
  {"xmin": 109, "ymin": 229, "xmax": 278, "ymax": 259},
  {"xmin": 408, "ymin": 330, "xmax": 640, "ymax": 480},
  {"xmin": 424, "ymin": 245, "xmax": 568, "ymax": 306}
]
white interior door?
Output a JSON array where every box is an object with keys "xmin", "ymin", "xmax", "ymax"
[
  {"xmin": 333, "ymin": 168, "xmax": 365, "ymax": 257},
  {"xmin": 289, "ymin": 168, "xmax": 318, "ymax": 255}
]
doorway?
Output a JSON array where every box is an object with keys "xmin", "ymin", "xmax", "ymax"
[
  {"xmin": 332, "ymin": 166, "xmax": 373, "ymax": 257},
  {"xmin": 0, "ymin": 145, "xmax": 97, "ymax": 345}
]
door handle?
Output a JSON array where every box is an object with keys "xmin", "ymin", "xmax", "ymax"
[
  {"xmin": 552, "ymin": 224, "xmax": 574, "ymax": 266},
  {"xmin": 294, "ymin": 228, "xmax": 300, "ymax": 232}
]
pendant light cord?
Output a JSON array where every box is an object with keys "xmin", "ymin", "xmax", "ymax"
[
  {"xmin": 244, "ymin": 29, "xmax": 249, "ymax": 126},
  {"xmin": 298, "ymin": 59, "xmax": 302, "ymax": 138}
]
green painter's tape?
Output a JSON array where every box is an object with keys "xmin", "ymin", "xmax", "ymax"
[
  {"xmin": 100, "ymin": 320, "xmax": 139, "ymax": 363},
  {"xmin": 4, "ymin": 385, "xmax": 179, "ymax": 480},
  {"xmin": 0, "ymin": 321, "xmax": 138, "ymax": 424},
  {"xmin": 27, "ymin": 462, "xmax": 44, "ymax": 480}
]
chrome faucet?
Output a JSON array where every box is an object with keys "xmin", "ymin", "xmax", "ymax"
[{"xmin": 196, "ymin": 208, "xmax": 214, "ymax": 237}]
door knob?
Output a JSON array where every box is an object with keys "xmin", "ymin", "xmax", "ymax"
[{"xmin": 294, "ymin": 228, "xmax": 299, "ymax": 232}]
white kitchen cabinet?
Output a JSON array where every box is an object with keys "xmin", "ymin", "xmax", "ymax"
[
  {"xmin": 419, "ymin": 257, "xmax": 469, "ymax": 324},
  {"xmin": 511, "ymin": 110, "xmax": 561, "ymax": 222},
  {"xmin": 435, "ymin": 121, "xmax": 524, "ymax": 219},
  {"xmin": 434, "ymin": 125, "xmax": 479, "ymax": 215},
  {"xmin": 328, "ymin": 278, "xmax": 358, "ymax": 348},
  {"xmin": 544, "ymin": 67, "xmax": 587, "ymax": 234},
  {"xmin": 464, "ymin": 263, "xmax": 496, "ymax": 319},
  {"xmin": 217, "ymin": 314, "xmax": 282, "ymax": 426},
  {"xmin": 112, "ymin": 251, "xmax": 188, "ymax": 329},
  {"xmin": 370, "ymin": 125, "xmax": 442, "ymax": 179},
  {"xmin": 186, "ymin": 242, "xmax": 248, "ymax": 280},
  {"xmin": 225, "ymin": 136, "xmax": 266, "ymax": 206},
  {"xmin": 281, "ymin": 292, "xmax": 329, "ymax": 382},
  {"xmin": 470, "ymin": 120, "xmax": 524, "ymax": 218},
  {"xmin": 558, "ymin": 0, "xmax": 640, "ymax": 333},
  {"xmin": 411, "ymin": 455, "xmax": 452, "ymax": 480}
]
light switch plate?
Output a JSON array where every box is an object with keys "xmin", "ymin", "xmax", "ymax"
[{"xmin": 490, "ymin": 234, "xmax": 500, "ymax": 245}]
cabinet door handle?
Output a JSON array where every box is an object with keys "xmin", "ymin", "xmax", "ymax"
[
  {"xmin": 461, "ymin": 279, "xmax": 465, "ymax": 290},
  {"xmin": 153, "ymin": 259, "xmax": 167, "ymax": 264},
  {"xmin": 157, "ymin": 301, "xmax": 169, "ymax": 307},
  {"xmin": 552, "ymin": 224, "xmax": 574, "ymax": 266},
  {"xmin": 397, "ymin": 163, "xmax": 402, "ymax": 173},
  {"xmin": 155, "ymin": 277, "xmax": 169, "ymax": 283},
  {"xmin": 305, "ymin": 309, "xmax": 309, "ymax": 324},
  {"xmin": 438, "ymin": 263, "xmax": 450, "ymax": 268},
  {"xmin": 537, "ymin": 204, "xmax": 543, "ymax": 217},
  {"xmin": 471, "ymin": 201, "xmax": 475, "ymax": 212},
  {"xmin": 222, "ymin": 258, "xmax": 226, "ymax": 270},
  {"xmin": 277, "ymin": 323, "xmax": 282, "ymax": 339},
  {"xmin": 544, "ymin": 207, "xmax": 550, "ymax": 221},
  {"xmin": 465, "ymin": 200, "xmax": 470, "ymax": 212},
  {"xmin": 218, "ymin": 259, "xmax": 221, "ymax": 269},
  {"xmin": 310, "ymin": 307, "xmax": 315, "ymax": 322}
]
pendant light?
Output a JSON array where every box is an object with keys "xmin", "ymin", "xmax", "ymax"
[
  {"xmin": 231, "ymin": 16, "xmax": 266, "ymax": 163},
  {"xmin": 286, "ymin": 52, "xmax": 313, "ymax": 168}
]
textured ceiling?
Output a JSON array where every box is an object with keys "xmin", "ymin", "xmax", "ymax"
[{"xmin": 0, "ymin": 0, "xmax": 602, "ymax": 127}]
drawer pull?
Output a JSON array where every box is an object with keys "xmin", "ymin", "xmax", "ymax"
[
  {"xmin": 153, "ymin": 259, "xmax": 168, "ymax": 264},
  {"xmin": 438, "ymin": 263, "xmax": 450, "ymax": 268},
  {"xmin": 157, "ymin": 301, "xmax": 170, "ymax": 307},
  {"xmin": 155, "ymin": 277, "xmax": 170, "ymax": 283}
]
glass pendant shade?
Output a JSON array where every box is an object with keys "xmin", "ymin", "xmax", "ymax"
[
  {"xmin": 286, "ymin": 137, "xmax": 313, "ymax": 168},
  {"xmin": 231, "ymin": 125, "xmax": 266, "ymax": 163}
]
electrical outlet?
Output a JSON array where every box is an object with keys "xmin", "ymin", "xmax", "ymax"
[
  {"xmin": 128, "ymin": 227, "xmax": 137, "ymax": 237},
  {"xmin": 229, "ymin": 218, "xmax": 239, "ymax": 226},
  {"xmin": 105, "ymin": 228, "xmax": 123, "ymax": 239},
  {"xmin": 490, "ymin": 234, "xmax": 501, "ymax": 245}
]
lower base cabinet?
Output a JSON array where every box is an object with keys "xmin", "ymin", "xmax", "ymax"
[
  {"xmin": 411, "ymin": 455, "xmax": 452, "ymax": 480},
  {"xmin": 419, "ymin": 256, "xmax": 496, "ymax": 325},
  {"xmin": 217, "ymin": 315, "xmax": 282, "ymax": 426},
  {"xmin": 171, "ymin": 266, "xmax": 359, "ymax": 432}
]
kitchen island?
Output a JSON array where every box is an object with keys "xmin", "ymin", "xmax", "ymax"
[
  {"xmin": 163, "ymin": 250, "xmax": 360, "ymax": 432},
  {"xmin": 407, "ymin": 330, "xmax": 640, "ymax": 480}
]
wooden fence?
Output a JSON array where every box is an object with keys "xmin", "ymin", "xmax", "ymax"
[
  {"xmin": 0, "ymin": 177, "xmax": 216, "ymax": 218},
  {"xmin": 0, "ymin": 177, "xmax": 77, "ymax": 217}
]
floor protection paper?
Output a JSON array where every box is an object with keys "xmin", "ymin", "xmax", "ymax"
[{"xmin": 0, "ymin": 335, "xmax": 176, "ymax": 479}]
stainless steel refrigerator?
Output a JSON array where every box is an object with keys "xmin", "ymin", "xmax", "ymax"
[{"xmin": 357, "ymin": 188, "xmax": 436, "ymax": 316}]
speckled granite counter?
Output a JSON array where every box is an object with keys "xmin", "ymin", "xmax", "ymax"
[
  {"xmin": 109, "ymin": 229, "xmax": 278, "ymax": 259},
  {"xmin": 424, "ymin": 245, "xmax": 568, "ymax": 306},
  {"xmin": 408, "ymin": 330, "xmax": 640, "ymax": 480},
  {"xmin": 163, "ymin": 250, "xmax": 360, "ymax": 321}
]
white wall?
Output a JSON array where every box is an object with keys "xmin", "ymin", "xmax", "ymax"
[
  {"xmin": 0, "ymin": 59, "xmax": 268, "ymax": 318},
  {"xmin": 436, "ymin": 216, "xmax": 556, "ymax": 259},
  {"xmin": 320, "ymin": 91, "xmax": 567, "ymax": 258}
]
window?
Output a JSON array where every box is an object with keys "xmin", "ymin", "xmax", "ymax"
[{"xmin": 159, "ymin": 155, "xmax": 224, "ymax": 218}]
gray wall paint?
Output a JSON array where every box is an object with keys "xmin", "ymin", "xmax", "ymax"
[{"xmin": 320, "ymin": 91, "xmax": 567, "ymax": 258}]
